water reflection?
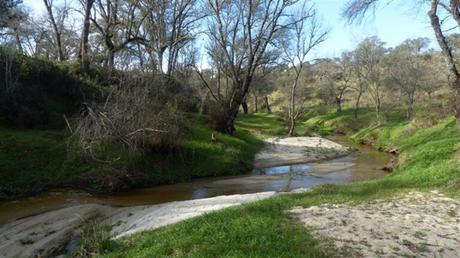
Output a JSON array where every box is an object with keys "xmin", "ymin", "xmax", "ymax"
[
  {"xmin": 254, "ymin": 164, "xmax": 312, "ymax": 175},
  {"xmin": 0, "ymin": 136, "xmax": 391, "ymax": 225}
]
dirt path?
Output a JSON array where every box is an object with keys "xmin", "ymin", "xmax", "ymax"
[{"xmin": 291, "ymin": 191, "xmax": 460, "ymax": 257}]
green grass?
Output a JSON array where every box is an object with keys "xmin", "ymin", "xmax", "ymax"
[
  {"xmin": 0, "ymin": 127, "xmax": 90, "ymax": 199},
  {"xmin": 303, "ymin": 108, "xmax": 406, "ymax": 136},
  {"xmin": 102, "ymin": 196, "xmax": 337, "ymax": 258},
  {"xmin": 149, "ymin": 114, "xmax": 271, "ymax": 182},
  {"xmin": 99, "ymin": 108, "xmax": 460, "ymax": 257},
  {"xmin": 0, "ymin": 113, "xmax": 286, "ymax": 200},
  {"xmin": 236, "ymin": 113, "xmax": 287, "ymax": 138},
  {"xmin": 100, "ymin": 185, "xmax": 400, "ymax": 257}
]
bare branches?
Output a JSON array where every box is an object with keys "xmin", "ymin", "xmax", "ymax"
[
  {"xmin": 204, "ymin": 0, "xmax": 300, "ymax": 133},
  {"xmin": 278, "ymin": 1, "xmax": 327, "ymax": 136},
  {"xmin": 43, "ymin": 0, "xmax": 69, "ymax": 61},
  {"xmin": 343, "ymin": 0, "xmax": 380, "ymax": 23},
  {"xmin": 72, "ymin": 73, "xmax": 182, "ymax": 163}
]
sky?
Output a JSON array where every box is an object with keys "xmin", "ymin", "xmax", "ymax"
[
  {"xmin": 23, "ymin": 0, "xmax": 439, "ymax": 59},
  {"xmin": 312, "ymin": 0, "xmax": 437, "ymax": 58}
]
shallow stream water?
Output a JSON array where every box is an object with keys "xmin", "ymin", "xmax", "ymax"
[{"xmin": 0, "ymin": 135, "xmax": 390, "ymax": 225}]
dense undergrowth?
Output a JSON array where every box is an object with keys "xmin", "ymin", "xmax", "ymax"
[
  {"xmin": 0, "ymin": 48, "xmax": 102, "ymax": 129},
  {"xmin": 98, "ymin": 108, "xmax": 460, "ymax": 257},
  {"xmin": 0, "ymin": 113, "xmax": 283, "ymax": 200},
  {"xmin": 0, "ymin": 49, "xmax": 287, "ymax": 200}
]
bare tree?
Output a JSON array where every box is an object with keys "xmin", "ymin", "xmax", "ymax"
[
  {"xmin": 386, "ymin": 38, "xmax": 431, "ymax": 119},
  {"xmin": 43, "ymin": 0, "xmax": 68, "ymax": 61},
  {"xmin": 348, "ymin": 49, "xmax": 367, "ymax": 118},
  {"xmin": 140, "ymin": 0, "xmax": 200, "ymax": 76},
  {"xmin": 354, "ymin": 36, "xmax": 386, "ymax": 123},
  {"xmin": 205, "ymin": 0, "xmax": 300, "ymax": 134},
  {"xmin": 80, "ymin": 0, "xmax": 95, "ymax": 74},
  {"xmin": 335, "ymin": 52, "xmax": 354, "ymax": 112},
  {"xmin": 90, "ymin": 0, "xmax": 145, "ymax": 71},
  {"xmin": 280, "ymin": 3, "xmax": 327, "ymax": 136},
  {"xmin": 343, "ymin": 0, "xmax": 460, "ymax": 126}
]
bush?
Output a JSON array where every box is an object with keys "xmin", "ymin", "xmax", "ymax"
[
  {"xmin": 71, "ymin": 73, "xmax": 183, "ymax": 171},
  {"xmin": 207, "ymin": 100, "xmax": 231, "ymax": 131},
  {"xmin": 0, "ymin": 48, "xmax": 101, "ymax": 129}
]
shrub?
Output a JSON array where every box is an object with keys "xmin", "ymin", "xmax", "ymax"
[
  {"xmin": 71, "ymin": 73, "xmax": 183, "ymax": 169},
  {"xmin": 0, "ymin": 48, "xmax": 101, "ymax": 129}
]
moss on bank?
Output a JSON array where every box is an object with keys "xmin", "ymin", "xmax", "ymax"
[{"xmin": 99, "ymin": 109, "xmax": 460, "ymax": 257}]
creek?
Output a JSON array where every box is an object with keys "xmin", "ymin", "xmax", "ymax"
[{"xmin": 0, "ymin": 135, "xmax": 390, "ymax": 225}]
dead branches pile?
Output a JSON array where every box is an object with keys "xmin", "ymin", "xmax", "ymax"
[{"xmin": 71, "ymin": 74, "xmax": 182, "ymax": 164}]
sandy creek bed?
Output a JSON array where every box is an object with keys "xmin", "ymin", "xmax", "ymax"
[
  {"xmin": 0, "ymin": 136, "xmax": 395, "ymax": 257},
  {"xmin": 291, "ymin": 191, "xmax": 460, "ymax": 257}
]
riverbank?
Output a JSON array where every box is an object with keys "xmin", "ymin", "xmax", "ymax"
[
  {"xmin": 0, "ymin": 136, "xmax": 353, "ymax": 257},
  {"xmin": 0, "ymin": 192, "xmax": 277, "ymax": 258},
  {"xmin": 0, "ymin": 113, "xmax": 284, "ymax": 200},
  {"xmin": 96, "ymin": 109, "xmax": 460, "ymax": 257}
]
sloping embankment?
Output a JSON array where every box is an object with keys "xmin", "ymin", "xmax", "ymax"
[{"xmin": 0, "ymin": 136, "xmax": 350, "ymax": 257}]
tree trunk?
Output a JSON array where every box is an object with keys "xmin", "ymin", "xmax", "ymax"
[
  {"xmin": 407, "ymin": 94, "xmax": 415, "ymax": 120},
  {"xmin": 43, "ymin": 0, "xmax": 65, "ymax": 61},
  {"xmin": 354, "ymin": 91, "xmax": 362, "ymax": 119},
  {"xmin": 221, "ymin": 81, "xmax": 250, "ymax": 134},
  {"xmin": 406, "ymin": 104, "xmax": 413, "ymax": 120},
  {"xmin": 456, "ymin": 85, "xmax": 460, "ymax": 127},
  {"xmin": 429, "ymin": 0, "xmax": 460, "ymax": 126},
  {"xmin": 264, "ymin": 96, "xmax": 272, "ymax": 113},
  {"xmin": 80, "ymin": 0, "xmax": 94, "ymax": 74},
  {"xmin": 222, "ymin": 104, "xmax": 239, "ymax": 134},
  {"xmin": 199, "ymin": 91, "xmax": 209, "ymax": 114},
  {"xmin": 254, "ymin": 94, "xmax": 258, "ymax": 112},
  {"xmin": 375, "ymin": 97, "xmax": 381, "ymax": 124},
  {"xmin": 288, "ymin": 117, "xmax": 295, "ymax": 136},
  {"xmin": 13, "ymin": 28, "xmax": 22, "ymax": 54},
  {"xmin": 158, "ymin": 50, "xmax": 165, "ymax": 74},
  {"xmin": 336, "ymin": 97, "xmax": 342, "ymax": 112},
  {"xmin": 242, "ymin": 100, "xmax": 249, "ymax": 114},
  {"xmin": 107, "ymin": 48, "xmax": 115, "ymax": 71}
]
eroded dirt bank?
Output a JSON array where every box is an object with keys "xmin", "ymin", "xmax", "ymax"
[{"xmin": 291, "ymin": 191, "xmax": 460, "ymax": 258}]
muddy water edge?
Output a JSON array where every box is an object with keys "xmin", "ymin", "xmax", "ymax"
[{"xmin": 0, "ymin": 135, "xmax": 391, "ymax": 225}]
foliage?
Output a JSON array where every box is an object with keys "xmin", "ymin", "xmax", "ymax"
[
  {"xmin": 304, "ymin": 108, "xmax": 460, "ymax": 194},
  {"xmin": 0, "ymin": 48, "xmax": 101, "ymax": 129},
  {"xmin": 72, "ymin": 216, "xmax": 118, "ymax": 257},
  {"xmin": 146, "ymin": 114, "xmax": 267, "ymax": 182}
]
